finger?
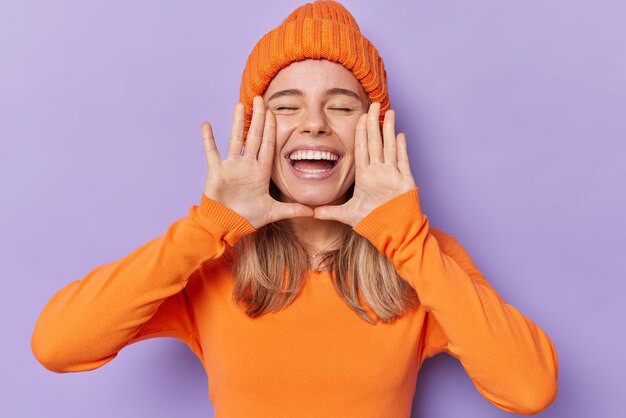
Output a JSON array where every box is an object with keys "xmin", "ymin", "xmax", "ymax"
[
  {"xmin": 397, "ymin": 133, "xmax": 411, "ymax": 175},
  {"xmin": 367, "ymin": 102, "xmax": 383, "ymax": 164},
  {"xmin": 313, "ymin": 204, "xmax": 347, "ymax": 223},
  {"xmin": 258, "ymin": 110, "xmax": 276, "ymax": 167},
  {"xmin": 228, "ymin": 102, "xmax": 245, "ymax": 158},
  {"xmin": 270, "ymin": 202, "xmax": 315, "ymax": 223},
  {"xmin": 243, "ymin": 96, "xmax": 266, "ymax": 159},
  {"xmin": 382, "ymin": 109, "xmax": 397, "ymax": 167},
  {"xmin": 354, "ymin": 113, "xmax": 369, "ymax": 167},
  {"xmin": 201, "ymin": 122, "xmax": 221, "ymax": 166}
]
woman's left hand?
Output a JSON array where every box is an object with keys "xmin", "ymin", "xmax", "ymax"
[{"xmin": 314, "ymin": 102, "xmax": 417, "ymax": 227}]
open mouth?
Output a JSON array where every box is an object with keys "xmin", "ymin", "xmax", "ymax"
[{"xmin": 287, "ymin": 150, "xmax": 340, "ymax": 174}]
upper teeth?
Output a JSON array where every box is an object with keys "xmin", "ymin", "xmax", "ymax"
[{"xmin": 289, "ymin": 150, "xmax": 339, "ymax": 161}]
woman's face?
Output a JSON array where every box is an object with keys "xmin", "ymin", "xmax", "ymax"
[{"xmin": 262, "ymin": 59, "xmax": 369, "ymax": 207}]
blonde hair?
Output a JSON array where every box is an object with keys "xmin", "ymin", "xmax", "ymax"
[{"xmin": 227, "ymin": 182, "xmax": 420, "ymax": 325}]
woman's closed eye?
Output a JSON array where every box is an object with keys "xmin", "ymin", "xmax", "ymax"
[{"xmin": 274, "ymin": 106, "xmax": 354, "ymax": 111}]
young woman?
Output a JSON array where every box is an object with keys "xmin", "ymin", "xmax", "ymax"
[{"xmin": 32, "ymin": 1, "xmax": 558, "ymax": 416}]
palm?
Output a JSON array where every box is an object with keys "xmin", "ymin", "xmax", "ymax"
[
  {"xmin": 314, "ymin": 103, "xmax": 416, "ymax": 227},
  {"xmin": 201, "ymin": 97, "xmax": 314, "ymax": 229}
]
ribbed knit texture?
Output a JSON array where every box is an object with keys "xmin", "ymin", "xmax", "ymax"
[
  {"xmin": 239, "ymin": 0, "xmax": 389, "ymax": 139},
  {"xmin": 198, "ymin": 193, "xmax": 256, "ymax": 246},
  {"xmin": 353, "ymin": 188, "xmax": 423, "ymax": 240}
]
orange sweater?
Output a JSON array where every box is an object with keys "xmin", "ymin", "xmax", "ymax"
[{"xmin": 31, "ymin": 188, "xmax": 558, "ymax": 417}]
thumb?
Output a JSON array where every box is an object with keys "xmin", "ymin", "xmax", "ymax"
[
  {"xmin": 313, "ymin": 204, "xmax": 348, "ymax": 224},
  {"xmin": 269, "ymin": 202, "xmax": 315, "ymax": 223}
]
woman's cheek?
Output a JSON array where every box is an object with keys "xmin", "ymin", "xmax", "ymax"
[{"xmin": 274, "ymin": 123, "xmax": 291, "ymax": 149}]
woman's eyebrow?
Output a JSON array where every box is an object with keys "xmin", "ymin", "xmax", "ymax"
[{"xmin": 266, "ymin": 88, "xmax": 362, "ymax": 102}]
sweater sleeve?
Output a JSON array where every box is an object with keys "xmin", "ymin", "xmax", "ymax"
[
  {"xmin": 31, "ymin": 194, "xmax": 256, "ymax": 373},
  {"xmin": 353, "ymin": 188, "xmax": 559, "ymax": 416}
]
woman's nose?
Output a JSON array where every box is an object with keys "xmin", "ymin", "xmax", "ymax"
[{"xmin": 298, "ymin": 108, "xmax": 330, "ymax": 136}]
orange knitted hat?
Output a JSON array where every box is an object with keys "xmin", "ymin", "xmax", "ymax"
[{"xmin": 239, "ymin": 0, "xmax": 390, "ymax": 139}]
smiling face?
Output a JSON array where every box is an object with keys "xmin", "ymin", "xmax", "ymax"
[{"xmin": 263, "ymin": 59, "xmax": 370, "ymax": 207}]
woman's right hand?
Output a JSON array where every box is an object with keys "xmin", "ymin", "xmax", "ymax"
[{"xmin": 201, "ymin": 96, "xmax": 314, "ymax": 229}]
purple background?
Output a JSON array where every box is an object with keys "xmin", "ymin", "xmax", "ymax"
[{"xmin": 2, "ymin": 0, "xmax": 624, "ymax": 417}]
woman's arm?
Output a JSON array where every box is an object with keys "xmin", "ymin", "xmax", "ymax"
[
  {"xmin": 354, "ymin": 188, "xmax": 559, "ymax": 416},
  {"xmin": 33, "ymin": 98, "xmax": 315, "ymax": 374},
  {"xmin": 31, "ymin": 194, "xmax": 255, "ymax": 373},
  {"xmin": 312, "ymin": 103, "xmax": 558, "ymax": 414}
]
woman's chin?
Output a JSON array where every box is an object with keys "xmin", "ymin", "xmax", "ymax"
[
  {"xmin": 295, "ymin": 196, "xmax": 335, "ymax": 208},
  {"xmin": 283, "ymin": 190, "xmax": 347, "ymax": 208}
]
